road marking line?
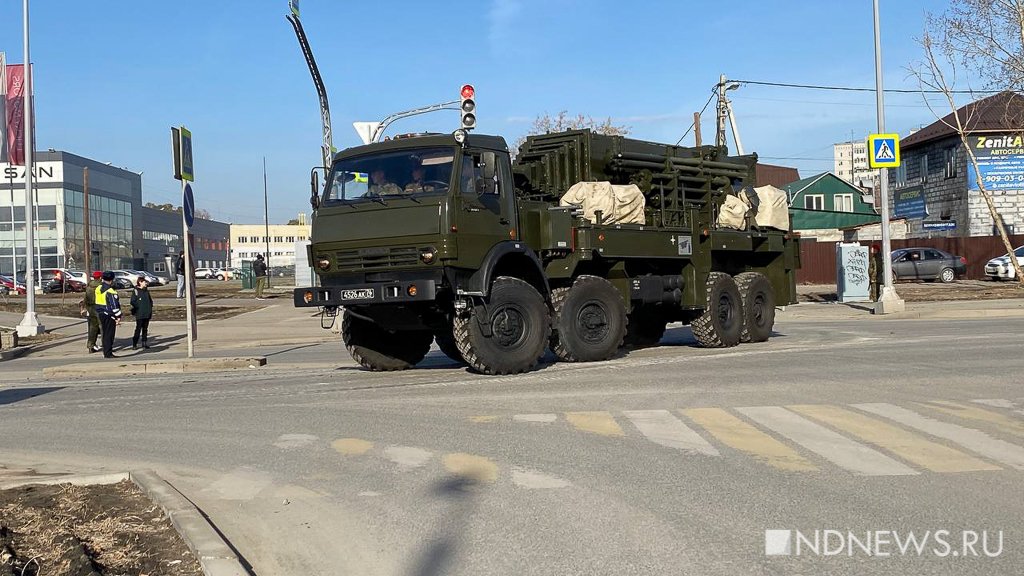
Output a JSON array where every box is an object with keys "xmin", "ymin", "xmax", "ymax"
[
  {"xmin": 682, "ymin": 408, "xmax": 817, "ymax": 472},
  {"xmin": 973, "ymin": 399, "xmax": 1024, "ymax": 416},
  {"xmin": 332, "ymin": 438, "xmax": 373, "ymax": 455},
  {"xmin": 855, "ymin": 403, "xmax": 1024, "ymax": 470},
  {"xmin": 273, "ymin": 433, "xmax": 319, "ymax": 449},
  {"xmin": 442, "ymin": 453, "xmax": 498, "ymax": 483},
  {"xmin": 564, "ymin": 411, "xmax": 625, "ymax": 437},
  {"xmin": 789, "ymin": 404, "xmax": 999, "ymax": 473},
  {"xmin": 469, "ymin": 415, "xmax": 498, "ymax": 423},
  {"xmin": 736, "ymin": 406, "xmax": 918, "ymax": 476},
  {"xmin": 383, "ymin": 446, "xmax": 434, "ymax": 468},
  {"xmin": 921, "ymin": 401, "xmax": 1024, "ymax": 437},
  {"xmin": 622, "ymin": 410, "xmax": 719, "ymax": 455},
  {"xmin": 513, "ymin": 413, "xmax": 558, "ymax": 423},
  {"xmin": 511, "ymin": 467, "xmax": 571, "ymax": 489}
]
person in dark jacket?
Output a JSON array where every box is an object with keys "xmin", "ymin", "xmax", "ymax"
[
  {"xmin": 95, "ymin": 271, "xmax": 123, "ymax": 358},
  {"xmin": 130, "ymin": 276, "xmax": 153, "ymax": 350},
  {"xmin": 253, "ymin": 254, "xmax": 269, "ymax": 300},
  {"xmin": 81, "ymin": 270, "xmax": 103, "ymax": 353},
  {"xmin": 175, "ymin": 255, "xmax": 186, "ymax": 298}
]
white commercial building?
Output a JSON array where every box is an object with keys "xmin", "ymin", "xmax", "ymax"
[
  {"xmin": 833, "ymin": 140, "xmax": 880, "ymax": 192},
  {"xmin": 230, "ymin": 222, "xmax": 311, "ymax": 270}
]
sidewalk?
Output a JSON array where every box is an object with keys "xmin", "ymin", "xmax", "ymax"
[
  {"xmin": 779, "ymin": 296, "xmax": 1024, "ymax": 321},
  {"xmin": 0, "ymin": 295, "xmax": 336, "ymax": 379}
]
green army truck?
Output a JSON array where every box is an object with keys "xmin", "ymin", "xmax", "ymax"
[{"xmin": 294, "ymin": 128, "xmax": 800, "ymax": 374}]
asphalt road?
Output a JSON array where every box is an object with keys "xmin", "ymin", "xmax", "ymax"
[{"xmin": 3, "ymin": 316, "xmax": 1024, "ymax": 575}]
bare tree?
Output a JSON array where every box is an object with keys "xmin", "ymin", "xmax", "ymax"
[
  {"xmin": 513, "ymin": 111, "xmax": 630, "ymax": 151},
  {"xmin": 912, "ymin": 4, "xmax": 1024, "ymax": 284}
]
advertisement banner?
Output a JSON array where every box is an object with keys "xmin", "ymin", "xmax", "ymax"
[
  {"xmin": 1, "ymin": 52, "xmax": 6, "ymax": 163},
  {"xmin": 968, "ymin": 134, "xmax": 1024, "ymax": 190},
  {"xmin": 894, "ymin": 185, "xmax": 927, "ymax": 219},
  {"xmin": 5, "ymin": 64, "xmax": 25, "ymax": 166}
]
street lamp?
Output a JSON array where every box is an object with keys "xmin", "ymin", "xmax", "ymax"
[{"xmin": 16, "ymin": 0, "xmax": 43, "ymax": 337}]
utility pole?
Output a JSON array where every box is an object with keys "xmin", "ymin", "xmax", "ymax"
[
  {"xmin": 17, "ymin": 0, "xmax": 43, "ymax": 337},
  {"xmin": 263, "ymin": 156, "xmax": 271, "ymax": 288},
  {"xmin": 693, "ymin": 112, "xmax": 702, "ymax": 147},
  {"xmin": 715, "ymin": 74, "xmax": 728, "ymax": 149},
  {"xmin": 83, "ymin": 166, "xmax": 90, "ymax": 274},
  {"xmin": 872, "ymin": 0, "xmax": 905, "ymax": 314}
]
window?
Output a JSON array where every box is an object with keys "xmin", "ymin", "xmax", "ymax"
[
  {"xmin": 804, "ymin": 195, "xmax": 824, "ymax": 210},
  {"xmin": 919, "ymin": 154, "xmax": 929, "ymax": 183},
  {"xmin": 834, "ymin": 194, "xmax": 853, "ymax": 212},
  {"xmin": 250, "ymin": 236, "xmax": 258, "ymax": 243},
  {"xmin": 237, "ymin": 236, "xmax": 246, "ymax": 243},
  {"xmin": 274, "ymin": 236, "xmax": 283, "ymax": 243},
  {"xmin": 944, "ymin": 147, "xmax": 958, "ymax": 179},
  {"xmin": 893, "ymin": 163, "xmax": 907, "ymax": 185},
  {"xmin": 153, "ymin": 262, "xmax": 166, "ymax": 273},
  {"xmin": 286, "ymin": 236, "xmax": 295, "ymax": 243},
  {"xmin": 925, "ymin": 249, "xmax": 945, "ymax": 260}
]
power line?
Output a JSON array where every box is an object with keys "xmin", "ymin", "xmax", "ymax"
[
  {"xmin": 675, "ymin": 89, "xmax": 717, "ymax": 145},
  {"xmin": 730, "ymin": 79, "xmax": 998, "ymax": 95}
]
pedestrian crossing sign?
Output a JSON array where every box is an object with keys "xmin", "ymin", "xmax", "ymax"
[{"xmin": 867, "ymin": 133, "xmax": 900, "ymax": 168}]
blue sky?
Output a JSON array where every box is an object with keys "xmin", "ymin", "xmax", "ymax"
[{"xmin": 1, "ymin": 0, "xmax": 979, "ymax": 224}]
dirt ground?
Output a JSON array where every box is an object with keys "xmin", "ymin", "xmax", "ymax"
[
  {"xmin": 799, "ymin": 279, "xmax": 1024, "ymax": 302},
  {"xmin": 0, "ymin": 481, "xmax": 202, "ymax": 576}
]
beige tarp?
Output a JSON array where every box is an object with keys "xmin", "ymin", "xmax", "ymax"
[
  {"xmin": 716, "ymin": 194, "xmax": 749, "ymax": 230},
  {"xmin": 749, "ymin": 185, "xmax": 790, "ymax": 231},
  {"xmin": 560, "ymin": 182, "xmax": 646, "ymax": 225}
]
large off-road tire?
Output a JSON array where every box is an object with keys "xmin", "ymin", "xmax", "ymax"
[
  {"xmin": 735, "ymin": 272, "xmax": 775, "ymax": 343},
  {"xmin": 622, "ymin": 305, "xmax": 668, "ymax": 349},
  {"xmin": 342, "ymin": 310, "xmax": 432, "ymax": 371},
  {"xmin": 691, "ymin": 272, "xmax": 743, "ymax": 348},
  {"xmin": 453, "ymin": 276, "xmax": 550, "ymax": 375},
  {"xmin": 550, "ymin": 276, "xmax": 626, "ymax": 362},
  {"xmin": 433, "ymin": 328, "xmax": 465, "ymax": 364}
]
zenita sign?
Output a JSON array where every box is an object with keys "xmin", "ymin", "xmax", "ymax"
[{"xmin": 0, "ymin": 161, "xmax": 63, "ymax": 184}]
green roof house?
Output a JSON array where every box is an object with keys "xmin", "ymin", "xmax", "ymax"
[{"xmin": 784, "ymin": 172, "xmax": 880, "ymax": 241}]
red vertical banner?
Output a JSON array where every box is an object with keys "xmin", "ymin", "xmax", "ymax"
[{"xmin": 5, "ymin": 64, "xmax": 25, "ymax": 166}]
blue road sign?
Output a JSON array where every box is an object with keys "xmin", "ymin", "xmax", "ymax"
[
  {"xmin": 867, "ymin": 133, "xmax": 900, "ymax": 168},
  {"xmin": 183, "ymin": 183, "xmax": 195, "ymax": 228}
]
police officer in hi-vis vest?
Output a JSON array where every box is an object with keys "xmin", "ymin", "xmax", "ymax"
[{"xmin": 95, "ymin": 271, "xmax": 123, "ymax": 358}]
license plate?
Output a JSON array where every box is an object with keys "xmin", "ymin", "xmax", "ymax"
[{"xmin": 341, "ymin": 288, "xmax": 375, "ymax": 300}]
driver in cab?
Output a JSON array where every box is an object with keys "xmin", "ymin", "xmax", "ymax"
[
  {"xmin": 368, "ymin": 169, "xmax": 403, "ymax": 196},
  {"xmin": 404, "ymin": 166, "xmax": 436, "ymax": 194}
]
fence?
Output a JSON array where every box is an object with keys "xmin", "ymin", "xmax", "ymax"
[{"xmin": 795, "ymin": 234, "xmax": 1024, "ymax": 284}]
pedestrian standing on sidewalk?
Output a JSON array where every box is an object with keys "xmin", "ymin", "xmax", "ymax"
[
  {"xmin": 95, "ymin": 271, "xmax": 123, "ymax": 358},
  {"xmin": 80, "ymin": 270, "xmax": 103, "ymax": 353},
  {"xmin": 253, "ymin": 253, "xmax": 269, "ymax": 300},
  {"xmin": 130, "ymin": 276, "xmax": 153, "ymax": 350},
  {"xmin": 175, "ymin": 255, "xmax": 186, "ymax": 299},
  {"xmin": 868, "ymin": 244, "xmax": 883, "ymax": 302}
]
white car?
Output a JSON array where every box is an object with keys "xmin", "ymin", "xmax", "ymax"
[
  {"xmin": 194, "ymin": 267, "xmax": 218, "ymax": 279},
  {"xmin": 213, "ymin": 268, "xmax": 234, "ymax": 280},
  {"xmin": 984, "ymin": 245, "xmax": 1024, "ymax": 280}
]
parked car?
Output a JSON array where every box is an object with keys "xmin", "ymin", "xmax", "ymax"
[
  {"xmin": 194, "ymin": 267, "xmax": 218, "ymax": 279},
  {"xmin": 891, "ymin": 247, "xmax": 967, "ymax": 283},
  {"xmin": 0, "ymin": 274, "xmax": 27, "ymax": 295},
  {"xmin": 109, "ymin": 269, "xmax": 141, "ymax": 290},
  {"xmin": 43, "ymin": 277, "xmax": 87, "ymax": 293},
  {"xmin": 214, "ymin": 268, "xmax": 234, "ymax": 280},
  {"xmin": 65, "ymin": 270, "xmax": 88, "ymax": 284},
  {"xmin": 15, "ymin": 268, "xmax": 64, "ymax": 287},
  {"xmin": 984, "ymin": 245, "xmax": 1024, "ymax": 280},
  {"xmin": 129, "ymin": 269, "xmax": 168, "ymax": 286}
]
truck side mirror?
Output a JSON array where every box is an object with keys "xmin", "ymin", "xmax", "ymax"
[
  {"xmin": 310, "ymin": 167, "xmax": 323, "ymax": 210},
  {"xmin": 481, "ymin": 151, "xmax": 496, "ymax": 180}
]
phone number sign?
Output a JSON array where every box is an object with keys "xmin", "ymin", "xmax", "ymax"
[{"xmin": 968, "ymin": 134, "xmax": 1024, "ymax": 191}]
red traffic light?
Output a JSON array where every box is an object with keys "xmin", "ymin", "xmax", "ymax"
[{"xmin": 461, "ymin": 84, "xmax": 475, "ymax": 99}]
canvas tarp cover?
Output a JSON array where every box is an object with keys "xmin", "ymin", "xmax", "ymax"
[
  {"xmin": 560, "ymin": 182, "xmax": 646, "ymax": 225},
  {"xmin": 750, "ymin": 185, "xmax": 790, "ymax": 231},
  {"xmin": 717, "ymin": 194, "xmax": 748, "ymax": 230}
]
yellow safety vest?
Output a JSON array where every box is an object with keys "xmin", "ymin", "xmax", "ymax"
[{"xmin": 95, "ymin": 285, "xmax": 114, "ymax": 306}]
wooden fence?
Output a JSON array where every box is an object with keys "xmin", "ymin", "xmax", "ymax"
[{"xmin": 795, "ymin": 234, "xmax": 1024, "ymax": 284}]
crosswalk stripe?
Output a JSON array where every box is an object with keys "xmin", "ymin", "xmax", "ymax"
[
  {"xmin": 682, "ymin": 408, "xmax": 817, "ymax": 471},
  {"xmin": 621, "ymin": 410, "xmax": 720, "ymax": 456},
  {"xmin": 789, "ymin": 404, "xmax": 1000, "ymax": 473},
  {"xmin": 564, "ymin": 411, "xmax": 625, "ymax": 437},
  {"xmin": 855, "ymin": 403, "xmax": 1024, "ymax": 470},
  {"xmin": 973, "ymin": 399, "xmax": 1024, "ymax": 417},
  {"xmin": 736, "ymin": 406, "xmax": 918, "ymax": 476},
  {"xmin": 921, "ymin": 401, "xmax": 1024, "ymax": 438},
  {"xmin": 513, "ymin": 413, "xmax": 558, "ymax": 423}
]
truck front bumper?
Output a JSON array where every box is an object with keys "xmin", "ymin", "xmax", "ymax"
[{"xmin": 294, "ymin": 279, "xmax": 438, "ymax": 307}]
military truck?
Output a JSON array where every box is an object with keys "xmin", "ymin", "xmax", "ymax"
[{"xmin": 294, "ymin": 125, "xmax": 800, "ymax": 374}]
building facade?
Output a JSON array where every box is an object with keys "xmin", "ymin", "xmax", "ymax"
[
  {"xmin": 230, "ymin": 223, "xmax": 311, "ymax": 269},
  {"xmin": 833, "ymin": 140, "xmax": 881, "ymax": 191},
  {"xmin": 784, "ymin": 172, "xmax": 880, "ymax": 242},
  {"xmin": 890, "ymin": 91, "xmax": 1024, "ymax": 238},
  {"xmin": 1, "ymin": 151, "xmax": 142, "ymax": 276},
  {"xmin": 139, "ymin": 206, "xmax": 230, "ymax": 279}
]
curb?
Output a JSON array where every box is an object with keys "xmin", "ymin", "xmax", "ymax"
[
  {"xmin": 0, "ymin": 471, "xmax": 129, "ymax": 490},
  {"xmin": 131, "ymin": 470, "xmax": 249, "ymax": 576},
  {"xmin": 0, "ymin": 347, "xmax": 28, "ymax": 361},
  {"xmin": 42, "ymin": 356, "xmax": 267, "ymax": 377}
]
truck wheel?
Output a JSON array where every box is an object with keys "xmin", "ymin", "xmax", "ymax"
[
  {"xmin": 622, "ymin": 305, "xmax": 668, "ymax": 349},
  {"xmin": 735, "ymin": 272, "xmax": 775, "ymax": 343},
  {"xmin": 691, "ymin": 272, "xmax": 742, "ymax": 348},
  {"xmin": 550, "ymin": 276, "xmax": 626, "ymax": 362},
  {"xmin": 453, "ymin": 276, "xmax": 550, "ymax": 375},
  {"xmin": 342, "ymin": 310, "xmax": 432, "ymax": 371},
  {"xmin": 434, "ymin": 328, "xmax": 465, "ymax": 364}
]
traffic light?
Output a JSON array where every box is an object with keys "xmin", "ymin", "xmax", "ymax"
[{"xmin": 460, "ymin": 84, "xmax": 476, "ymax": 130}]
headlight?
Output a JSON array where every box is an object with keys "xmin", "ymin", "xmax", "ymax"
[
  {"xmin": 303, "ymin": 290, "xmax": 314, "ymax": 304},
  {"xmin": 316, "ymin": 256, "xmax": 331, "ymax": 271},
  {"xmin": 419, "ymin": 247, "xmax": 437, "ymax": 264}
]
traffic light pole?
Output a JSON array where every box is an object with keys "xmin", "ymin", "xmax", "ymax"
[{"xmin": 17, "ymin": 0, "xmax": 43, "ymax": 337}]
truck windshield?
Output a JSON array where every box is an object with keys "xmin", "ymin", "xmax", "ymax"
[{"xmin": 323, "ymin": 147, "xmax": 456, "ymax": 203}]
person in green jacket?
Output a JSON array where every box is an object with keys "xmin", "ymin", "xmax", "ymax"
[
  {"xmin": 130, "ymin": 276, "xmax": 154, "ymax": 350},
  {"xmin": 80, "ymin": 270, "xmax": 103, "ymax": 353}
]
